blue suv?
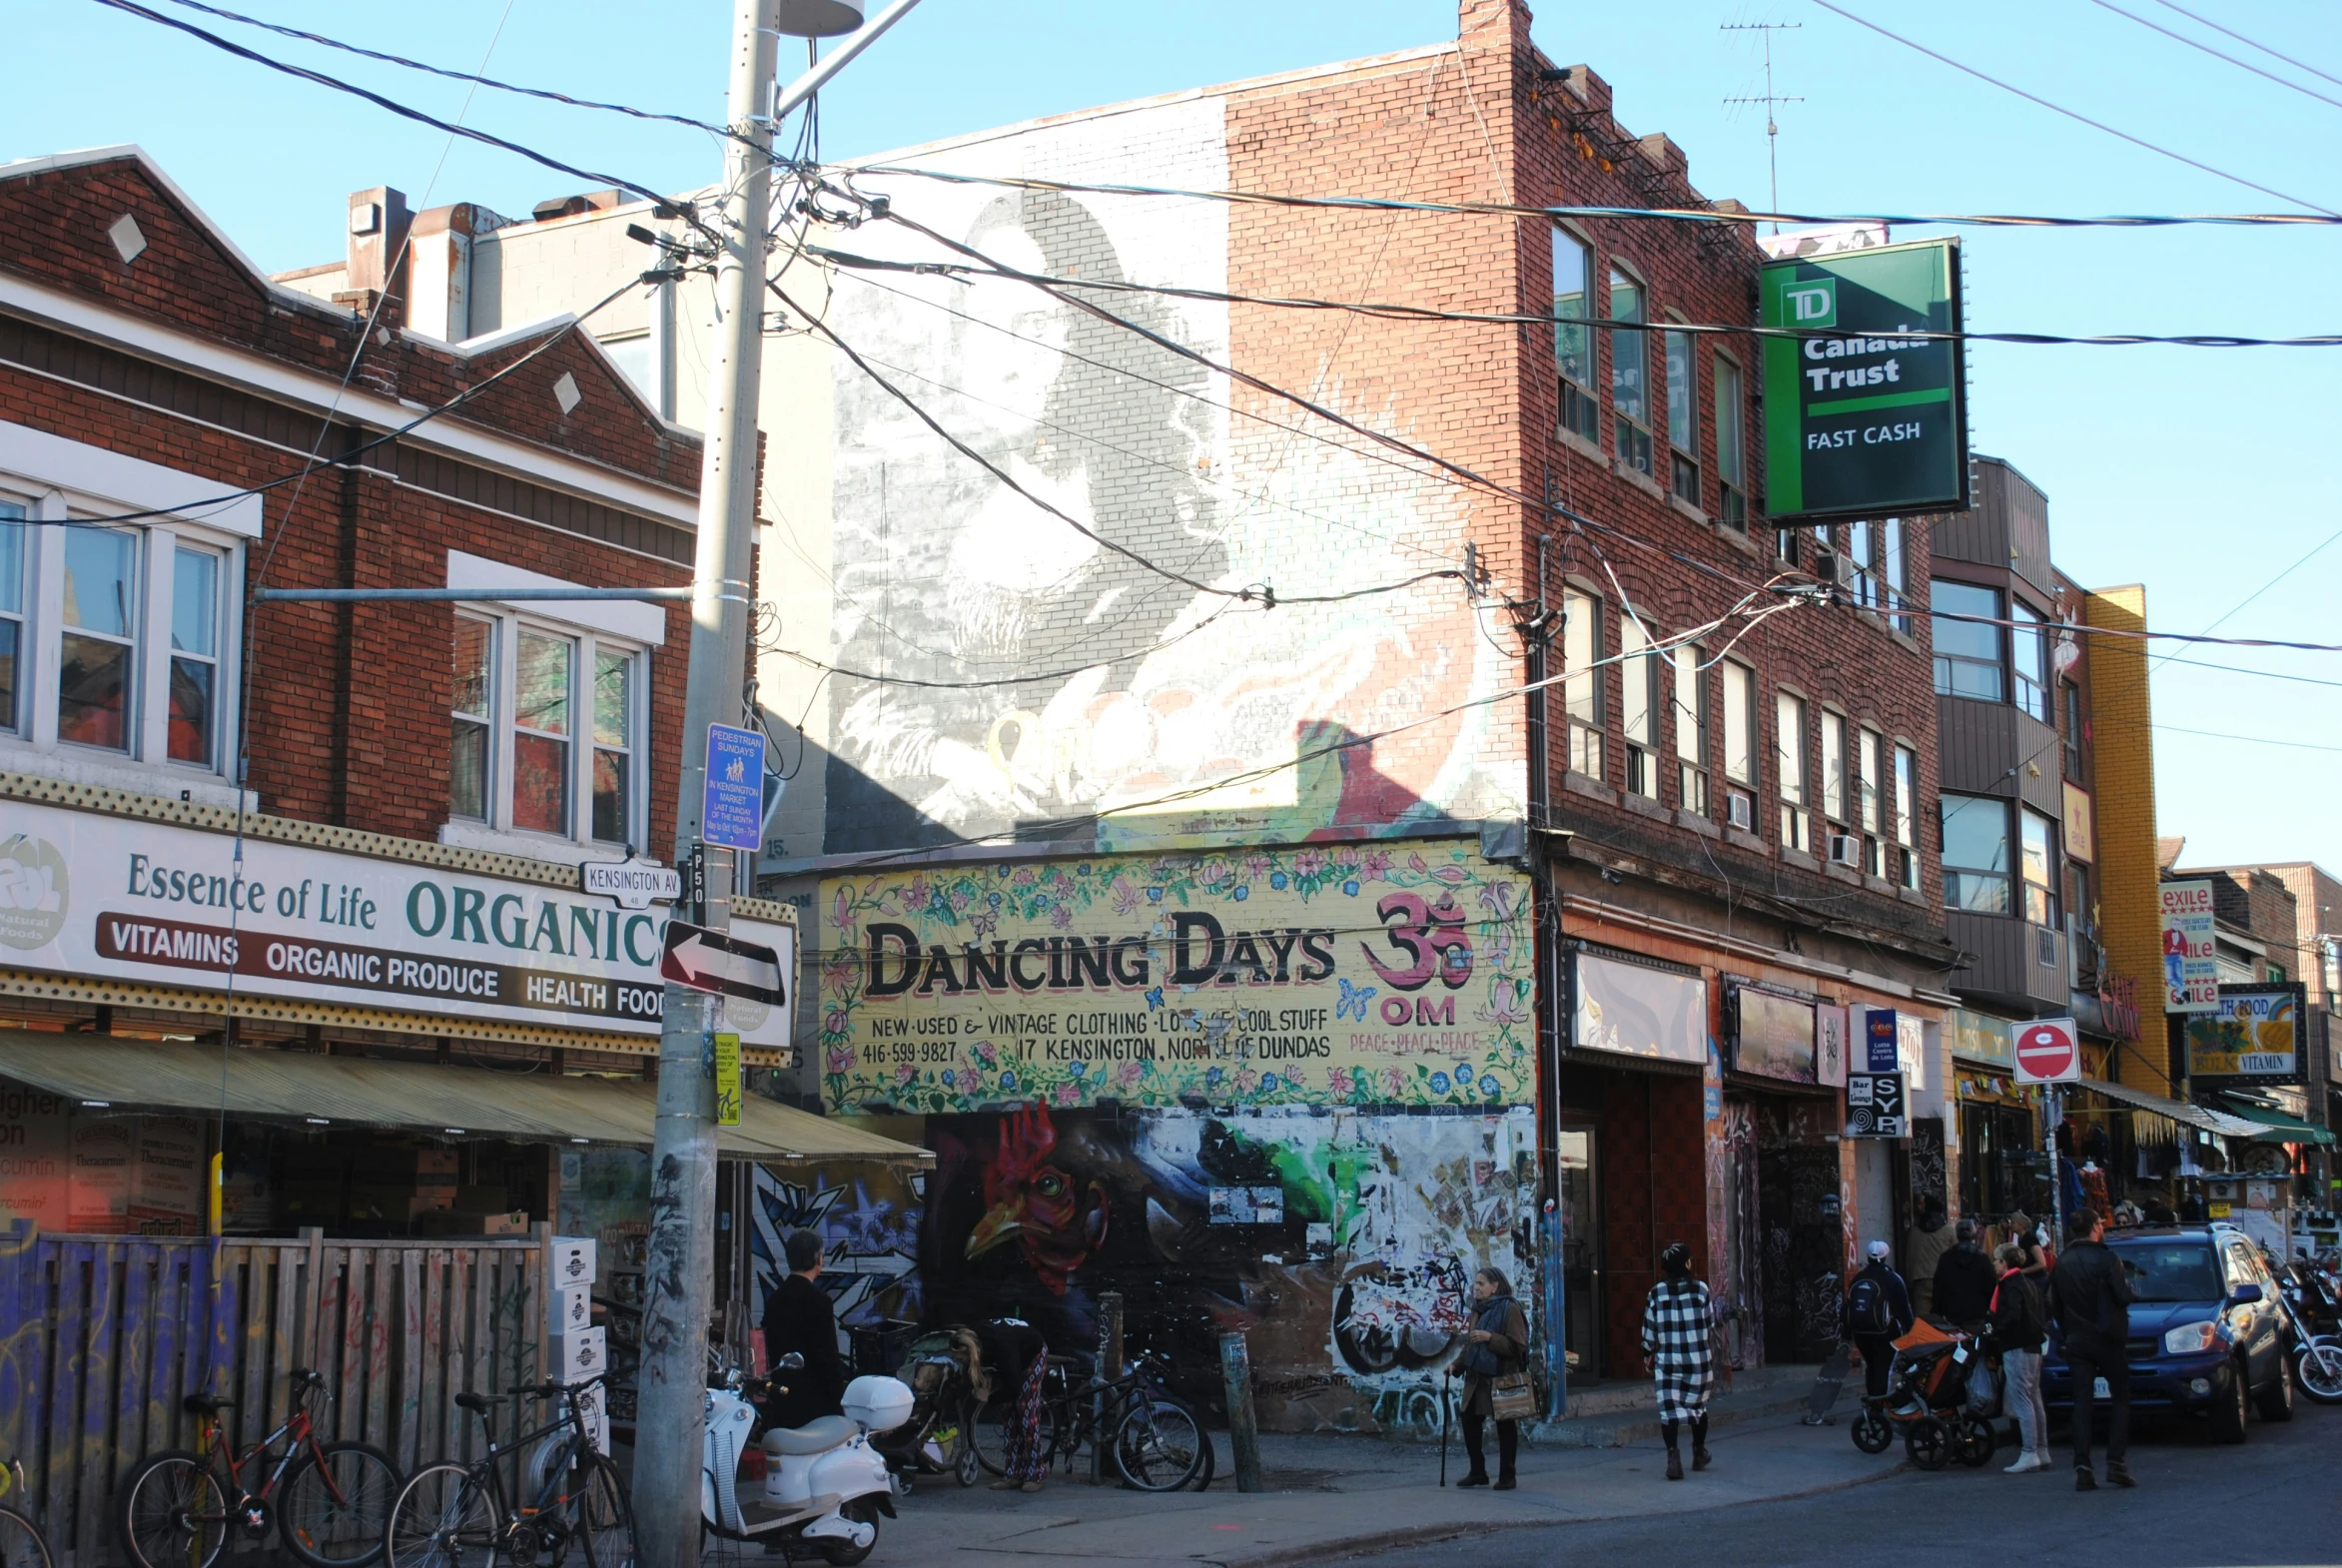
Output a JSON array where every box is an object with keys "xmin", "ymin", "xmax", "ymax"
[{"xmin": 2043, "ymin": 1222, "xmax": 2294, "ymax": 1441}]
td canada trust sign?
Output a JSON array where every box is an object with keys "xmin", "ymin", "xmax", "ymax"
[
  {"xmin": 1761, "ymin": 239, "xmax": 1969, "ymax": 522},
  {"xmin": 0, "ymin": 801, "xmax": 794, "ymax": 1051}
]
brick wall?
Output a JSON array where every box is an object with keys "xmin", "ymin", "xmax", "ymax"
[{"xmin": 0, "ymin": 152, "xmax": 706, "ymax": 851}]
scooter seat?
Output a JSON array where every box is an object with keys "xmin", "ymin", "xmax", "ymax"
[{"xmin": 764, "ymin": 1414, "xmax": 857, "ymax": 1454}]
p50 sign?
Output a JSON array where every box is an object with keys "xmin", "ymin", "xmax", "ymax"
[{"xmin": 1761, "ymin": 239, "xmax": 1968, "ymax": 522}]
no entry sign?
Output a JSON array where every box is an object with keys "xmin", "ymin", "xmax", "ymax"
[{"xmin": 2012, "ymin": 1018, "xmax": 2080, "ymax": 1085}]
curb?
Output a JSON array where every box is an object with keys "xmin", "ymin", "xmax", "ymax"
[{"xmin": 1204, "ymin": 1457, "xmax": 1911, "ymax": 1568}]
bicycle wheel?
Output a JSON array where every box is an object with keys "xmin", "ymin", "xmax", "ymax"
[
  {"xmin": 0, "ymin": 1504, "xmax": 55, "ymax": 1568},
  {"xmin": 279, "ymin": 1441, "xmax": 399, "ymax": 1568},
  {"xmin": 385, "ymin": 1463, "xmax": 495, "ymax": 1568},
  {"xmin": 119, "ymin": 1451, "xmax": 227, "ymax": 1568},
  {"xmin": 561, "ymin": 1455, "xmax": 633, "ymax": 1568},
  {"xmin": 1113, "ymin": 1397, "xmax": 1205, "ymax": 1492}
]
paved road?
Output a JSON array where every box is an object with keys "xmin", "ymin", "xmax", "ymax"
[{"xmin": 1350, "ymin": 1401, "xmax": 2341, "ymax": 1567}]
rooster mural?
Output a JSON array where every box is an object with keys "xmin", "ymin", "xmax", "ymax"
[{"xmin": 964, "ymin": 1104, "xmax": 1113, "ymax": 1294}]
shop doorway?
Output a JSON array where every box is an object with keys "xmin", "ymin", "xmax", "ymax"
[
  {"xmin": 1557, "ymin": 1117, "xmax": 1602, "ymax": 1380},
  {"xmin": 1758, "ymin": 1141, "xmax": 1845, "ymax": 1363}
]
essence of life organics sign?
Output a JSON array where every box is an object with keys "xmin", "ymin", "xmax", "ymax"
[
  {"xmin": 1760, "ymin": 239, "xmax": 1968, "ymax": 522},
  {"xmin": 817, "ymin": 841, "xmax": 1535, "ymax": 1114},
  {"xmin": 0, "ymin": 801, "xmax": 794, "ymax": 1050}
]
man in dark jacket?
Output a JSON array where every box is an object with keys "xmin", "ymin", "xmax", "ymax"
[
  {"xmin": 1933, "ymin": 1219, "xmax": 1998, "ymax": 1334},
  {"xmin": 2050, "ymin": 1209, "xmax": 2135, "ymax": 1491},
  {"xmin": 761, "ymin": 1229, "xmax": 846, "ymax": 1432},
  {"xmin": 1844, "ymin": 1240, "xmax": 1916, "ymax": 1398}
]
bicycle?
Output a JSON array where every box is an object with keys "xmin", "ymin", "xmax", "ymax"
[
  {"xmin": 119, "ymin": 1367, "xmax": 398, "ymax": 1568},
  {"xmin": 973, "ymin": 1348, "xmax": 1207, "ymax": 1492},
  {"xmin": 384, "ymin": 1374, "xmax": 633, "ymax": 1568},
  {"xmin": 0, "ymin": 1459, "xmax": 54, "ymax": 1568}
]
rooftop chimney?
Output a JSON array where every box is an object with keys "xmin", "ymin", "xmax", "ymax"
[{"xmin": 339, "ymin": 185, "xmax": 411, "ymax": 326}]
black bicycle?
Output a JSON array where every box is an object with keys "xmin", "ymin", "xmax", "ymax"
[
  {"xmin": 972, "ymin": 1349, "xmax": 1208, "ymax": 1492},
  {"xmin": 383, "ymin": 1376, "xmax": 632, "ymax": 1568}
]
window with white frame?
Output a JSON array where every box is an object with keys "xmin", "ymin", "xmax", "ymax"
[
  {"xmin": 1562, "ymin": 586, "xmax": 1603, "ymax": 777},
  {"xmin": 0, "ymin": 498, "xmax": 240, "ymax": 773},
  {"xmin": 1895, "ymin": 742, "xmax": 1921, "ymax": 890},
  {"xmin": 1820, "ymin": 708, "xmax": 1847, "ymax": 824},
  {"xmin": 1714, "ymin": 355, "xmax": 1748, "ymax": 529},
  {"xmin": 448, "ymin": 608, "xmax": 646, "ymax": 847},
  {"xmin": 1664, "ymin": 326, "xmax": 1699, "ymax": 506},
  {"xmin": 1722, "ymin": 658, "xmax": 1756, "ymax": 830},
  {"xmin": 1859, "ymin": 728, "xmax": 1884, "ymax": 877},
  {"xmin": 0, "ymin": 502, "xmax": 22, "ymax": 734},
  {"xmin": 1672, "ymin": 643, "xmax": 1708, "ymax": 816},
  {"xmin": 1620, "ymin": 613, "xmax": 1661, "ymax": 800},
  {"xmin": 1777, "ymin": 691, "xmax": 1810, "ymax": 851},
  {"xmin": 1609, "ymin": 266, "xmax": 1652, "ymax": 476},
  {"xmin": 1552, "ymin": 230, "xmax": 1600, "ymax": 445},
  {"xmin": 2011, "ymin": 600, "xmax": 2050, "ymax": 722}
]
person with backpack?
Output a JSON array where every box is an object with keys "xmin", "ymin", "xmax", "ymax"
[
  {"xmin": 1984, "ymin": 1241, "xmax": 2051, "ymax": 1473},
  {"xmin": 1844, "ymin": 1239, "xmax": 1915, "ymax": 1398},
  {"xmin": 1640, "ymin": 1241, "xmax": 1717, "ymax": 1481},
  {"xmin": 2050, "ymin": 1208, "xmax": 2135, "ymax": 1491},
  {"xmin": 1933, "ymin": 1219, "xmax": 1998, "ymax": 1334}
]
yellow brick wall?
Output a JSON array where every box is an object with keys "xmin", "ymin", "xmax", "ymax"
[{"xmin": 2084, "ymin": 584, "xmax": 2169, "ymax": 1093}]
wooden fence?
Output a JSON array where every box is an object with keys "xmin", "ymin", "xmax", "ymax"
[{"xmin": 0, "ymin": 1225, "xmax": 550, "ymax": 1567}]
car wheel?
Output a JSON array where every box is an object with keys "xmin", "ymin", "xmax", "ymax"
[
  {"xmin": 2255, "ymin": 1353, "xmax": 2295, "ymax": 1423},
  {"xmin": 2209, "ymin": 1360, "xmax": 2249, "ymax": 1444}
]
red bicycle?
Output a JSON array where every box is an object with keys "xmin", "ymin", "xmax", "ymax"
[{"xmin": 118, "ymin": 1367, "xmax": 398, "ymax": 1568}]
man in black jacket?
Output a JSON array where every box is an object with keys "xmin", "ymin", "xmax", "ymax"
[
  {"xmin": 761, "ymin": 1229, "xmax": 847, "ymax": 1432},
  {"xmin": 1844, "ymin": 1240, "xmax": 1916, "ymax": 1398},
  {"xmin": 2050, "ymin": 1210, "xmax": 2135, "ymax": 1491},
  {"xmin": 1933, "ymin": 1219, "xmax": 1997, "ymax": 1334}
]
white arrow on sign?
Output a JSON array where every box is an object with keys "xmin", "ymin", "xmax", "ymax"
[
  {"xmin": 671, "ymin": 934, "xmax": 779, "ymax": 994},
  {"xmin": 659, "ymin": 921, "xmax": 787, "ymax": 1006}
]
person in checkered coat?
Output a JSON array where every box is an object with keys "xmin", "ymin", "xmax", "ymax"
[{"xmin": 1640, "ymin": 1240, "xmax": 1717, "ymax": 1480}]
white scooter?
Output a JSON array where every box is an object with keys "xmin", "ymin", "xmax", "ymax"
[{"xmin": 701, "ymin": 1354, "xmax": 915, "ymax": 1566}]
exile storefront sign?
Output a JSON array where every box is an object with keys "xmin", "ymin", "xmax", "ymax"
[
  {"xmin": 2185, "ymin": 983, "xmax": 2304, "ymax": 1088},
  {"xmin": 2159, "ymin": 880, "xmax": 2219, "ymax": 1013},
  {"xmin": 0, "ymin": 801, "xmax": 795, "ymax": 1051},
  {"xmin": 818, "ymin": 840, "xmax": 1534, "ymax": 1113},
  {"xmin": 1761, "ymin": 239, "xmax": 1967, "ymax": 521}
]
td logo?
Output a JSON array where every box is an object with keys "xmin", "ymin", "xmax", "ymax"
[{"xmin": 1783, "ymin": 278, "xmax": 1837, "ymax": 326}]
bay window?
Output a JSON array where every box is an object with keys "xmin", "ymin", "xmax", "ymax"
[
  {"xmin": 2020, "ymin": 807, "xmax": 2058, "ymax": 925},
  {"xmin": 449, "ymin": 609, "xmax": 645, "ymax": 847},
  {"xmin": 2011, "ymin": 600, "xmax": 2049, "ymax": 721},
  {"xmin": 1931, "ymin": 579, "xmax": 2003, "ymax": 700},
  {"xmin": 1941, "ymin": 794, "xmax": 2010, "ymax": 913}
]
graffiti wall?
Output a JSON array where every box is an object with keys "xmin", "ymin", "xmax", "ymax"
[
  {"xmin": 749, "ymin": 1163, "xmax": 927, "ymax": 1347},
  {"xmin": 923, "ymin": 1102, "xmax": 1537, "ymax": 1433},
  {"xmin": 818, "ymin": 840, "xmax": 1534, "ymax": 1115},
  {"xmin": 798, "ymin": 98, "xmax": 1521, "ymax": 856}
]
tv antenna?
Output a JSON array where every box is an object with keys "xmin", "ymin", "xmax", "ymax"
[{"xmin": 1722, "ymin": 20, "xmax": 1803, "ymax": 234}]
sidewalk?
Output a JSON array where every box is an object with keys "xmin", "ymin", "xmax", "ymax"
[{"xmin": 874, "ymin": 1405, "xmax": 1903, "ymax": 1567}]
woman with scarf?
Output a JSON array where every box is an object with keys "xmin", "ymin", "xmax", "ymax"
[
  {"xmin": 1455, "ymin": 1266, "xmax": 1529, "ymax": 1490},
  {"xmin": 1640, "ymin": 1240, "xmax": 1717, "ymax": 1480}
]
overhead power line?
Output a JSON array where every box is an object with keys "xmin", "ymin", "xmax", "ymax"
[
  {"xmin": 2084, "ymin": 0, "xmax": 2342, "ymax": 112},
  {"xmin": 2154, "ymin": 724, "xmax": 2342, "ymax": 755},
  {"xmin": 814, "ymin": 244, "xmax": 2342, "ymax": 348},
  {"xmin": 2149, "ymin": 0, "xmax": 2342, "ymax": 91},
  {"xmin": 1811, "ymin": 1, "xmax": 2342, "ymax": 219},
  {"xmin": 839, "ymin": 162, "xmax": 2342, "ymax": 230}
]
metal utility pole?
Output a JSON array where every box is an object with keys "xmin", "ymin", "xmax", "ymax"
[
  {"xmin": 632, "ymin": 0, "xmax": 779, "ymax": 1562},
  {"xmin": 1721, "ymin": 20, "xmax": 1802, "ymax": 233}
]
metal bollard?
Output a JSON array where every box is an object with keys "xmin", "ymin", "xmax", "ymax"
[{"xmin": 1218, "ymin": 1330, "xmax": 1264, "ymax": 1493}]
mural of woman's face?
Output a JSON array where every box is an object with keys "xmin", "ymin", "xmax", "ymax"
[{"xmin": 958, "ymin": 226, "xmax": 1066, "ymax": 434}]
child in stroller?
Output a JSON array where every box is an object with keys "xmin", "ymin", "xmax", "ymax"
[{"xmin": 1849, "ymin": 1318, "xmax": 2000, "ymax": 1470}]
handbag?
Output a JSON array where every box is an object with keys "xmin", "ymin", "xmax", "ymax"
[{"xmin": 1488, "ymin": 1370, "xmax": 1537, "ymax": 1422}]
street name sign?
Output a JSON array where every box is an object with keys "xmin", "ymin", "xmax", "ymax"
[{"xmin": 580, "ymin": 856, "xmax": 681, "ymax": 910}]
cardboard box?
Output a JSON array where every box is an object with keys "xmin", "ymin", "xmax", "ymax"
[
  {"xmin": 549, "ymin": 1236, "xmax": 597, "ymax": 1288},
  {"xmin": 547, "ymin": 1325, "xmax": 606, "ymax": 1385},
  {"xmin": 550, "ymin": 1284, "xmax": 593, "ymax": 1335},
  {"xmin": 412, "ymin": 1209, "xmax": 529, "ymax": 1237}
]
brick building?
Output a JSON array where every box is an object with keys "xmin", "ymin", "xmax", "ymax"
[
  {"xmin": 0, "ymin": 145, "xmax": 870, "ymax": 1246},
  {"xmin": 442, "ymin": 0, "xmax": 1982, "ymax": 1421}
]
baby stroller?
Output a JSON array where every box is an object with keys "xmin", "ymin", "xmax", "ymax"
[
  {"xmin": 868, "ymin": 1327, "xmax": 984, "ymax": 1488},
  {"xmin": 1849, "ymin": 1319, "xmax": 1998, "ymax": 1470}
]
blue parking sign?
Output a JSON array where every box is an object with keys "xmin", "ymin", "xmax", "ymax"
[{"xmin": 702, "ymin": 723, "xmax": 767, "ymax": 852}]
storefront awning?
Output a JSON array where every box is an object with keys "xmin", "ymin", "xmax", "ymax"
[
  {"xmin": 2218, "ymin": 1093, "xmax": 2336, "ymax": 1147},
  {"xmin": 2075, "ymin": 1077, "xmax": 2265, "ymax": 1139},
  {"xmin": 0, "ymin": 1032, "xmax": 930, "ymax": 1165}
]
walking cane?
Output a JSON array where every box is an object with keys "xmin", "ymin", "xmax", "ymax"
[{"xmin": 1438, "ymin": 1364, "xmax": 1452, "ymax": 1486}]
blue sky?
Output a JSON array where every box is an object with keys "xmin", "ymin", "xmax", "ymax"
[{"xmin": 9, "ymin": 0, "xmax": 2340, "ymax": 879}]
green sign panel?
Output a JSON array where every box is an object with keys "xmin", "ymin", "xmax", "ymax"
[{"xmin": 1761, "ymin": 239, "xmax": 1967, "ymax": 521}]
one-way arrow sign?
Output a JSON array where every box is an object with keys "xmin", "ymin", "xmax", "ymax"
[{"xmin": 659, "ymin": 921, "xmax": 787, "ymax": 1008}]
